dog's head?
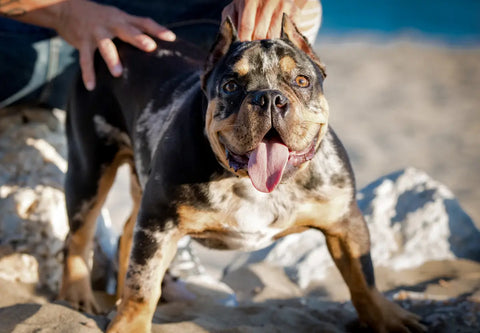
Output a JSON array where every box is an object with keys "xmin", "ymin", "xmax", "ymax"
[{"xmin": 202, "ymin": 15, "xmax": 329, "ymax": 193}]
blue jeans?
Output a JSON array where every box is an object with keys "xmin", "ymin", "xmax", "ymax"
[{"xmin": 0, "ymin": 0, "xmax": 230, "ymax": 109}]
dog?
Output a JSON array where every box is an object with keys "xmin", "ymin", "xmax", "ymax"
[{"xmin": 59, "ymin": 15, "xmax": 426, "ymax": 333}]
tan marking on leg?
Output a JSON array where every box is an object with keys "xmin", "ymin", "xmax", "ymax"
[
  {"xmin": 279, "ymin": 55, "xmax": 297, "ymax": 73},
  {"xmin": 60, "ymin": 148, "xmax": 133, "ymax": 313},
  {"xmin": 59, "ymin": 251, "xmax": 99, "ymax": 313},
  {"xmin": 60, "ymin": 201, "xmax": 104, "ymax": 313},
  {"xmin": 233, "ymin": 57, "xmax": 250, "ymax": 76},
  {"xmin": 107, "ymin": 298, "xmax": 155, "ymax": 333},
  {"xmin": 116, "ymin": 164, "xmax": 142, "ymax": 301}
]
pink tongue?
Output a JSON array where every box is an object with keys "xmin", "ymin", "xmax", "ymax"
[{"xmin": 248, "ymin": 139, "xmax": 289, "ymax": 193}]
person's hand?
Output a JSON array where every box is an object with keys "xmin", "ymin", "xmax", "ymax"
[
  {"xmin": 55, "ymin": 0, "xmax": 175, "ymax": 91},
  {"xmin": 222, "ymin": 0, "xmax": 300, "ymax": 41}
]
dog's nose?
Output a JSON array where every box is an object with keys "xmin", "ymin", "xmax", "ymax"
[{"xmin": 250, "ymin": 90, "xmax": 289, "ymax": 116}]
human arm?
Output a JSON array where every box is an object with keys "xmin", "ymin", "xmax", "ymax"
[{"xmin": 0, "ymin": 0, "xmax": 175, "ymax": 90}]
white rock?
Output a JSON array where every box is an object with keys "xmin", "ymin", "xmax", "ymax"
[
  {"xmin": 359, "ymin": 167, "xmax": 480, "ymax": 269},
  {"xmin": 0, "ymin": 109, "xmax": 68, "ymax": 291},
  {"xmin": 0, "ymin": 252, "xmax": 39, "ymax": 284}
]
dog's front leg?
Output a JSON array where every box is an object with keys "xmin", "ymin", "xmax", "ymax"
[
  {"xmin": 107, "ymin": 220, "xmax": 183, "ymax": 333},
  {"xmin": 322, "ymin": 203, "xmax": 426, "ymax": 333}
]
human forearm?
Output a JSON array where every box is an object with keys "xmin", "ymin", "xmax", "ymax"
[
  {"xmin": 1, "ymin": 0, "xmax": 175, "ymax": 91},
  {"xmin": 295, "ymin": 0, "xmax": 322, "ymax": 43},
  {"xmin": 0, "ymin": 0, "xmax": 67, "ymax": 30}
]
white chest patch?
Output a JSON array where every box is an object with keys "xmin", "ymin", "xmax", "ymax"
[
  {"xmin": 204, "ymin": 178, "xmax": 298, "ymax": 250},
  {"xmin": 199, "ymin": 165, "xmax": 353, "ymax": 251},
  {"xmin": 230, "ymin": 192, "xmax": 281, "ymax": 249},
  {"xmin": 234, "ymin": 201, "xmax": 274, "ymax": 232}
]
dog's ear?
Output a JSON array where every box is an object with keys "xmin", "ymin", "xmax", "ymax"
[
  {"xmin": 281, "ymin": 13, "xmax": 326, "ymax": 78},
  {"xmin": 202, "ymin": 17, "xmax": 239, "ymax": 92}
]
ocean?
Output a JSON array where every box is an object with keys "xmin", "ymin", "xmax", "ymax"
[{"xmin": 320, "ymin": 0, "xmax": 480, "ymax": 45}]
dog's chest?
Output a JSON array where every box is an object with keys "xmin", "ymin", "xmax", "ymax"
[
  {"xmin": 216, "ymin": 181, "xmax": 291, "ymax": 245},
  {"xmin": 180, "ymin": 176, "xmax": 351, "ymax": 251}
]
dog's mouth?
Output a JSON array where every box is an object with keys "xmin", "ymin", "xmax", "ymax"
[{"xmin": 224, "ymin": 129, "xmax": 318, "ymax": 193}]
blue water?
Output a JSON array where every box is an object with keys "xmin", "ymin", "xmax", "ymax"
[{"xmin": 320, "ymin": 0, "xmax": 480, "ymax": 44}]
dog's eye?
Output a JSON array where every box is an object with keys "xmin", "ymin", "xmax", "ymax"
[
  {"xmin": 223, "ymin": 81, "xmax": 239, "ymax": 93},
  {"xmin": 294, "ymin": 75, "xmax": 310, "ymax": 88}
]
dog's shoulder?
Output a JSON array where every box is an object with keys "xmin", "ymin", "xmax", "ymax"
[{"xmin": 308, "ymin": 126, "xmax": 356, "ymax": 193}]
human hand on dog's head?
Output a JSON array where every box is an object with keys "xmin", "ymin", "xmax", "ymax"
[
  {"xmin": 222, "ymin": 0, "xmax": 321, "ymax": 42},
  {"xmin": 222, "ymin": 0, "xmax": 301, "ymax": 41}
]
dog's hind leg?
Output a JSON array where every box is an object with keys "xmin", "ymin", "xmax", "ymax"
[
  {"xmin": 59, "ymin": 147, "xmax": 132, "ymax": 313},
  {"xmin": 59, "ymin": 85, "xmax": 132, "ymax": 313},
  {"xmin": 116, "ymin": 164, "xmax": 141, "ymax": 302}
]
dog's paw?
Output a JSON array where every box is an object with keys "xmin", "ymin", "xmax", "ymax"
[
  {"xmin": 58, "ymin": 277, "xmax": 100, "ymax": 314},
  {"xmin": 107, "ymin": 316, "xmax": 150, "ymax": 333},
  {"xmin": 358, "ymin": 290, "xmax": 427, "ymax": 333},
  {"xmin": 107, "ymin": 299, "xmax": 153, "ymax": 333},
  {"xmin": 374, "ymin": 300, "xmax": 426, "ymax": 333}
]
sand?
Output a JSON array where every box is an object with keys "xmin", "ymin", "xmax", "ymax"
[{"xmin": 0, "ymin": 259, "xmax": 479, "ymax": 332}]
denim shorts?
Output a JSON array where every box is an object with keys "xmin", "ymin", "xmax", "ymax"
[{"xmin": 0, "ymin": 0, "xmax": 230, "ymax": 109}]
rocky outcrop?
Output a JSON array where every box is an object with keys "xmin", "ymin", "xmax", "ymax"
[
  {"xmin": 0, "ymin": 108, "xmax": 69, "ymax": 292},
  {"xmin": 0, "ymin": 108, "xmax": 119, "ymax": 293},
  {"xmin": 360, "ymin": 167, "xmax": 480, "ymax": 268}
]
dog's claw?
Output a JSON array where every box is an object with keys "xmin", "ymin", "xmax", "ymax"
[
  {"xmin": 58, "ymin": 277, "xmax": 101, "ymax": 314},
  {"xmin": 59, "ymin": 292, "xmax": 100, "ymax": 314},
  {"xmin": 383, "ymin": 305, "xmax": 427, "ymax": 333},
  {"xmin": 408, "ymin": 317, "xmax": 429, "ymax": 333}
]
